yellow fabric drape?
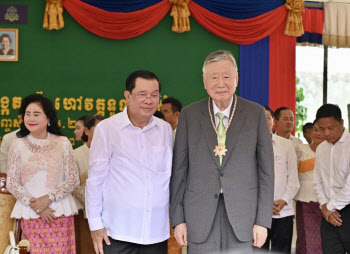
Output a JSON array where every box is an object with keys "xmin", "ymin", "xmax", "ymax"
[
  {"xmin": 43, "ymin": 0, "xmax": 64, "ymax": 30},
  {"xmin": 170, "ymin": 0, "xmax": 190, "ymax": 33},
  {"xmin": 284, "ymin": 0, "xmax": 304, "ymax": 37}
]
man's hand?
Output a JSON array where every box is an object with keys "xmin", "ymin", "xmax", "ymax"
[
  {"xmin": 272, "ymin": 200, "xmax": 286, "ymax": 215},
  {"xmin": 174, "ymin": 223, "xmax": 188, "ymax": 246},
  {"xmin": 91, "ymin": 228, "xmax": 111, "ymax": 254},
  {"xmin": 30, "ymin": 195, "xmax": 52, "ymax": 214},
  {"xmin": 252, "ymin": 225, "xmax": 267, "ymax": 248},
  {"xmin": 39, "ymin": 208, "xmax": 56, "ymax": 223},
  {"xmin": 321, "ymin": 203, "xmax": 332, "ymax": 222}
]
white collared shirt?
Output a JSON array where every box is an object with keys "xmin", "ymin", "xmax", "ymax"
[
  {"xmin": 289, "ymin": 134, "xmax": 303, "ymax": 150},
  {"xmin": 314, "ymin": 130, "xmax": 350, "ymax": 212},
  {"xmin": 272, "ymin": 134, "xmax": 300, "ymax": 218},
  {"xmin": 86, "ymin": 107, "xmax": 173, "ymax": 244},
  {"xmin": 212, "ymin": 97, "xmax": 234, "ymax": 127}
]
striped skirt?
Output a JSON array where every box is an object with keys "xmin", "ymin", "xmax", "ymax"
[{"xmin": 21, "ymin": 216, "xmax": 76, "ymax": 254}]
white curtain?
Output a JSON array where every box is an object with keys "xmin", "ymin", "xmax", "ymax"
[{"xmin": 323, "ymin": 2, "xmax": 350, "ymax": 48}]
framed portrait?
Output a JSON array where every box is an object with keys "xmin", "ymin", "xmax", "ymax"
[{"xmin": 0, "ymin": 28, "xmax": 18, "ymax": 62}]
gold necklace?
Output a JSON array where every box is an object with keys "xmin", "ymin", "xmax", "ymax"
[{"xmin": 208, "ymin": 95, "xmax": 237, "ymax": 157}]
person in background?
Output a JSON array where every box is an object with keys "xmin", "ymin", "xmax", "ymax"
[
  {"xmin": 74, "ymin": 115, "xmax": 87, "ymax": 144},
  {"xmin": 161, "ymin": 97, "xmax": 182, "ymax": 139},
  {"xmin": 7, "ymin": 93, "xmax": 79, "ymax": 254},
  {"xmin": 314, "ymin": 104, "xmax": 350, "ymax": 254},
  {"xmin": 294, "ymin": 120, "xmax": 324, "ymax": 254},
  {"xmin": 154, "ymin": 110, "xmax": 165, "ymax": 120},
  {"xmin": 302, "ymin": 122, "xmax": 313, "ymax": 144},
  {"xmin": 73, "ymin": 114, "xmax": 104, "ymax": 254},
  {"xmin": 274, "ymin": 107, "xmax": 303, "ymax": 149},
  {"xmin": 0, "ymin": 114, "xmax": 22, "ymax": 174},
  {"xmin": 262, "ymin": 106, "xmax": 299, "ymax": 254}
]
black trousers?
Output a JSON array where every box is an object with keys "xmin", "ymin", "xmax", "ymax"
[
  {"xmin": 103, "ymin": 237, "xmax": 167, "ymax": 254},
  {"xmin": 261, "ymin": 215, "xmax": 294, "ymax": 254},
  {"xmin": 321, "ymin": 204, "xmax": 350, "ymax": 254}
]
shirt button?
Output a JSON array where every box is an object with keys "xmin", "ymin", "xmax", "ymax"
[
  {"xmin": 220, "ymin": 173, "xmax": 224, "ymax": 177},
  {"xmin": 214, "ymin": 194, "xmax": 218, "ymax": 199}
]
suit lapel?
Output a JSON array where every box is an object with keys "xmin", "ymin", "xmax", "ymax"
[
  {"xmin": 199, "ymin": 98, "xmax": 221, "ymax": 170},
  {"xmin": 220, "ymin": 96, "xmax": 245, "ymax": 170}
]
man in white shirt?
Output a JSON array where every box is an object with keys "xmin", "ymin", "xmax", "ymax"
[
  {"xmin": 161, "ymin": 97, "xmax": 182, "ymax": 140},
  {"xmin": 86, "ymin": 70, "xmax": 173, "ymax": 254},
  {"xmin": 262, "ymin": 106, "xmax": 300, "ymax": 254},
  {"xmin": 274, "ymin": 107, "xmax": 303, "ymax": 149},
  {"xmin": 314, "ymin": 104, "xmax": 350, "ymax": 254}
]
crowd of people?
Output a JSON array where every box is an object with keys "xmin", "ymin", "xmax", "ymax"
[{"xmin": 0, "ymin": 50, "xmax": 349, "ymax": 254}]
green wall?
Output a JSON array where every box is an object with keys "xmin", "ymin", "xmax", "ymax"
[{"xmin": 0, "ymin": 1, "xmax": 239, "ymax": 147}]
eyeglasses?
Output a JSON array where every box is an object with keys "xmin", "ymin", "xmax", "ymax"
[{"xmin": 131, "ymin": 92, "xmax": 161, "ymax": 102}]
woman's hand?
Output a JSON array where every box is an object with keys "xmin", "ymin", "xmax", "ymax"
[
  {"xmin": 39, "ymin": 208, "xmax": 56, "ymax": 223},
  {"xmin": 30, "ymin": 195, "xmax": 52, "ymax": 214}
]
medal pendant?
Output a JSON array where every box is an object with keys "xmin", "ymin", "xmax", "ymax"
[{"xmin": 214, "ymin": 143, "xmax": 228, "ymax": 157}]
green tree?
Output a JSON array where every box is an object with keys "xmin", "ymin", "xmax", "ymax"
[{"xmin": 296, "ymin": 77, "xmax": 307, "ymax": 138}]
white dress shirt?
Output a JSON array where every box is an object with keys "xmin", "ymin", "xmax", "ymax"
[
  {"xmin": 73, "ymin": 144, "xmax": 89, "ymax": 211},
  {"xmin": 0, "ymin": 129, "xmax": 19, "ymax": 173},
  {"xmin": 86, "ymin": 107, "xmax": 173, "ymax": 245},
  {"xmin": 272, "ymin": 134, "xmax": 300, "ymax": 218},
  {"xmin": 314, "ymin": 130, "xmax": 350, "ymax": 212},
  {"xmin": 212, "ymin": 97, "xmax": 234, "ymax": 127},
  {"xmin": 289, "ymin": 134, "xmax": 303, "ymax": 150}
]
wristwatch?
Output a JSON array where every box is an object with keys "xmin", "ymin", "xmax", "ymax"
[{"xmin": 48, "ymin": 193, "xmax": 55, "ymax": 202}]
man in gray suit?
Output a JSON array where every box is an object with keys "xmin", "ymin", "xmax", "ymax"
[{"xmin": 170, "ymin": 50, "xmax": 274, "ymax": 253}]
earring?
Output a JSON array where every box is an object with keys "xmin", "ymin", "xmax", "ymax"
[{"xmin": 48, "ymin": 123, "xmax": 50, "ymax": 127}]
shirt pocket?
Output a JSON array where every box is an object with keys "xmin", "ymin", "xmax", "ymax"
[
  {"xmin": 147, "ymin": 145, "xmax": 172, "ymax": 173},
  {"xmin": 273, "ymin": 150, "xmax": 287, "ymax": 183}
]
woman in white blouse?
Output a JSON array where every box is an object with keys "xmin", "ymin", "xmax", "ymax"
[
  {"xmin": 72, "ymin": 114, "xmax": 103, "ymax": 254},
  {"xmin": 7, "ymin": 93, "xmax": 79, "ymax": 254},
  {"xmin": 295, "ymin": 121, "xmax": 325, "ymax": 254}
]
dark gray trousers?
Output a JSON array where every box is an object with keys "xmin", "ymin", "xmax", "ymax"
[{"xmin": 188, "ymin": 194, "xmax": 253, "ymax": 254}]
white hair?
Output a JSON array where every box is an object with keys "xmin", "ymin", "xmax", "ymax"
[{"xmin": 202, "ymin": 50, "xmax": 238, "ymax": 74}]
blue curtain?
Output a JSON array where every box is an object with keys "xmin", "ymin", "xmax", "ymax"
[
  {"xmin": 192, "ymin": 0, "xmax": 285, "ymax": 19},
  {"xmin": 239, "ymin": 36, "xmax": 270, "ymax": 106},
  {"xmin": 297, "ymin": 32, "xmax": 322, "ymax": 44},
  {"xmin": 81, "ymin": 0, "xmax": 163, "ymax": 12}
]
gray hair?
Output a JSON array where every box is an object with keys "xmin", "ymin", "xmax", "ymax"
[{"xmin": 202, "ymin": 50, "xmax": 238, "ymax": 74}]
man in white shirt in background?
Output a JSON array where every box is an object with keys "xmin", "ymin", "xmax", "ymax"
[
  {"xmin": 314, "ymin": 104, "xmax": 350, "ymax": 254},
  {"xmin": 262, "ymin": 106, "xmax": 300, "ymax": 254},
  {"xmin": 86, "ymin": 70, "xmax": 173, "ymax": 254},
  {"xmin": 274, "ymin": 107, "xmax": 303, "ymax": 149},
  {"xmin": 161, "ymin": 97, "xmax": 182, "ymax": 140},
  {"xmin": 0, "ymin": 114, "xmax": 22, "ymax": 173}
]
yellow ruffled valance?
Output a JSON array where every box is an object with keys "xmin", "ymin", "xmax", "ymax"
[
  {"xmin": 43, "ymin": 0, "xmax": 64, "ymax": 30},
  {"xmin": 284, "ymin": 0, "xmax": 304, "ymax": 37},
  {"xmin": 169, "ymin": 0, "xmax": 191, "ymax": 33}
]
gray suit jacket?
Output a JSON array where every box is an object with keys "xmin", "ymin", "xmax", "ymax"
[{"xmin": 170, "ymin": 96, "xmax": 274, "ymax": 243}]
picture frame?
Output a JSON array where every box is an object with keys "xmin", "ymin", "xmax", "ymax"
[{"xmin": 0, "ymin": 28, "xmax": 18, "ymax": 62}]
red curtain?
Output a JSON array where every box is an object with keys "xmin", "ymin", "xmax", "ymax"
[
  {"xmin": 62, "ymin": 0, "xmax": 172, "ymax": 39},
  {"xmin": 302, "ymin": 8, "xmax": 324, "ymax": 34},
  {"xmin": 269, "ymin": 21, "xmax": 297, "ymax": 121},
  {"xmin": 188, "ymin": 1, "xmax": 288, "ymax": 45}
]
